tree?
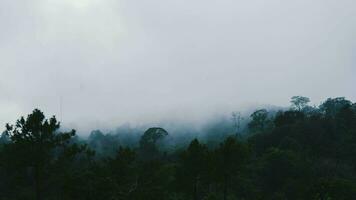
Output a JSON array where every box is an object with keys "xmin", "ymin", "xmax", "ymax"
[
  {"xmin": 88, "ymin": 130, "xmax": 120, "ymax": 158},
  {"xmin": 139, "ymin": 127, "xmax": 168, "ymax": 160},
  {"xmin": 320, "ymin": 97, "xmax": 352, "ymax": 117},
  {"xmin": 291, "ymin": 96, "xmax": 310, "ymax": 111},
  {"xmin": 215, "ymin": 137, "xmax": 249, "ymax": 200},
  {"xmin": 179, "ymin": 139, "xmax": 209, "ymax": 200},
  {"xmin": 231, "ymin": 112, "xmax": 244, "ymax": 138},
  {"xmin": 108, "ymin": 147, "xmax": 138, "ymax": 199},
  {"xmin": 248, "ymin": 109, "xmax": 270, "ymax": 133},
  {"xmin": 258, "ymin": 148, "xmax": 308, "ymax": 199},
  {"xmin": 4, "ymin": 109, "xmax": 82, "ymax": 200},
  {"xmin": 274, "ymin": 110, "xmax": 305, "ymax": 127}
]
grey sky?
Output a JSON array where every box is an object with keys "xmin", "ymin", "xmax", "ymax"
[{"xmin": 1, "ymin": 0, "xmax": 355, "ymax": 133}]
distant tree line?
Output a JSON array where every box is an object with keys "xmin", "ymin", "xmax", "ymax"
[{"xmin": 0, "ymin": 96, "xmax": 356, "ymax": 200}]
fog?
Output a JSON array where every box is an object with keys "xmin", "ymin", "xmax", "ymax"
[{"xmin": 1, "ymin": 0, "xmax": 355, "ymax": 133}]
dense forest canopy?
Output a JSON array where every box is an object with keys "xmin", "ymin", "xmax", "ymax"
[{"xmin": 1, "ymin": 96, "xmax": 356, "ymax": 200}]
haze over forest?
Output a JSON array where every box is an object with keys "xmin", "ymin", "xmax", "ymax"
[
  {"xmin": 2, "ymin": 1, "xmax": 356, "ymax": 200},
  {"xmin": 1, "ymin": 0, "xmax": 356, "ymax": 133}
]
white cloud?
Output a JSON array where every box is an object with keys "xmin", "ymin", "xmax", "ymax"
[{"xmin": 0, "ymin": 0, "xmax": 355, "ymax": 133}]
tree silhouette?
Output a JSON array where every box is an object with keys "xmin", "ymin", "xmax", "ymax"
[
  {"xmin": 179, "ymin": 139, "xmax": 208, "ymax": 200},
  {"xmin": 215, "ymin": 137, "xmax": 249, "ymax": 200},
  {"xmin": 274, "ymin": 110, "xmax": 305, "ymax": 127},
  {"xmin": 4, "ymin": 109, "xmax": 81, "ymax": 200},
  {"xmin": 0, "ymin": 96, "xmax": 356, "ymax": 199},
  {"xmin": 248, "ymin": 109, "xmax": 270, "ymax": 133},
  {"xmin": 290, "ymin": 96, "xmax": 310, "ymax": 111},
  {"xmin": 139, "ymin": 127, "xmax": 168, "ymax": 160},
  {"xmin": 320, "ymin": 97, "xmax": 352, "ymax": 117}
]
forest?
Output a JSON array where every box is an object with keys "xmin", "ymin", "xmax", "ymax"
[{"xmin": 0, "ymin": 96, "xmax": 356, "ymax": 200}]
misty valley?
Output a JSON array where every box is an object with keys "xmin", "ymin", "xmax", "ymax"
[{"xmin": 1, "ymin": 96, "xmax": 356, "ymax": 200}]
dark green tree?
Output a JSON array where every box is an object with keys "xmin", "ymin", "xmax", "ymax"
[
  {"xmin": 274, "ymin": 110, "xmax": 305, "ymax": 127},
  {"xmin": 320, "ymin": 97, "xmax": 352, "ymax": 117},
  {"xmin": 257, "ymin": 148, "xmax": 309, "ymax": 199},
  {"xmin": 179, "ymin": 139, "xmax": 209, "ymax": 200},
  {"xmin": 248, "ymin": 109, "xmax": 270, "ymax": 133},
  {"xmin": 215, "ymin": 137, "xmax": 249, "ymax": 200},
  {"xmin": 88, "ymin": 130, "xmax": 120, "ymax": 158},
  {"xmin": 139, "ymin": 127, "xmax": 168, "ymax": 160},
  {"xmin": 4, "ymin": 109, "xmax": 81, "ymax": 200},
  {"xmin": 291, "ymin": 96, "xmax": 310, "ymax": 111}
]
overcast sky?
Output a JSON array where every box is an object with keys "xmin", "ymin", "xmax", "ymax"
[{"xmin": 1, "ymin": 0, "xmax": 355, "ymax": 133}]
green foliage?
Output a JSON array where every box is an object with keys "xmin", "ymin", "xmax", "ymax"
[
  {"xmin": 88, "ymin": 130, "xmax": 120, "ymax": 158},
  {"xmin": 320, "ymin": 97, "xmax": 352, "ymax": 117},
  {"xmin": 1, "ymin": 109, "xmax": 90, "ymax": 200},
  {"xmin": 248, "ymin": 109, "xmax": 271, "ymax": 133},
  {"xmin": 139, "ymin": 127, "xmax": 169, "ymax": 160},
  {"xmin": 215, "ymin": 137, "xmax": 249, "ymax": 200},
  {"xmin": 274, "ymin": 110, "xmax": 305, "ymax": 127},
  {"xmin": 177, "ymin": 139, "xmax": 209, "ymax": 200},
  {"xmin": 1, "ymin": 97, "xmax": 356, "ymax": 200},
  {"xmin": 308, "ymin": 178, "xmax": 356, "ymax": 200},
  {"xmin": 291, "ymin": 96, "xmax": 310, "ymax": 111}
]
